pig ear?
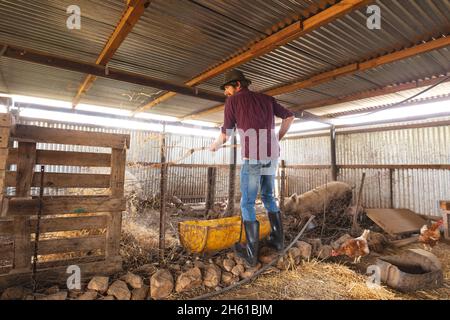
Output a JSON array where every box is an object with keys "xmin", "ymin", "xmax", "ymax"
[{"xmin": 290, "ymin": 193, "xmax": 298, "ymax": 200}]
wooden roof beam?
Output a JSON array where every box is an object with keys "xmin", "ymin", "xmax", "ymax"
[
  {"xmin": 131, "ymin": 0, "xmax": 372, "ymax": 114},
  {"xmin": 290, "ymin": 75, "xmax": 450, "ymax": 113},
  {"xmin": 182, "ymin": 36, "xmax": 450, "ymax": 120},
  {"xmin": 72, "ymin": 0, "xmax": 149, "ymax": 109}
]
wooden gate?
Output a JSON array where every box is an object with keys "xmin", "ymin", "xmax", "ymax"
[{"xmin": 0, "ymin": 114, "xmax": 129, "ymax": 289}]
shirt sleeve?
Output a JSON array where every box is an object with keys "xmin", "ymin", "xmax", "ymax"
[
  {"xmin": 221, "ymin": 98, "xmax": 236, "ymax": 134},
  {"xmin": 272, "ymin": 98, "xmax": 294, "ymax": 119}
]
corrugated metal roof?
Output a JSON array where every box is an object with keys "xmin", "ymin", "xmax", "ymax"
[
  {"xmin": 0, "ymin": 0, "xmax": 123, "ymax": 63},
  {"xmin": 311, "ymin": 80, "xmax": 450, "ymax": 116},
  {"xmin": 0, "ymin": 0, "xmax": 449, "ymax": 120},
  {"xmin": 0, "ymin": 57, "xmax": 85, "ymax": 100}
]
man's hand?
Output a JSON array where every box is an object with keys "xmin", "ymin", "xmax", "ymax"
[
  {"xmin": 209, "ymin": 132, "xmax": 228, "ymax": 152},
  {"xmin": 209, "ymin": 142, "xmax": 220, "ymax": 152}
]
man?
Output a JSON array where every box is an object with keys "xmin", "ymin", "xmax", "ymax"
[{"xmin": 209, "ymin": 69, "xmax": 295, "ymax": 266}]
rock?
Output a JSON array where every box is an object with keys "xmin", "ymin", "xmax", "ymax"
[
  {"xmin": 317, "ymin": 245, "xmax": 333, "ymax": 259},
  {"xmin": 1, "ymin": 287, "xmax": 29, "ymax": 300},
  {"xmin": 175, "ymin": 267, "xmax": 202, "ymax": 293},
  {"xmin": 38, "ymin": 291, "xmax": 68, "ymax": 300},
  {"xmin": 231, "ymin": 264, "xmax": 245, "ymax": 277},
  {"xmin": 44, "ymin": 285, "xmax": 60, "ymax": 295},
  {"xmin": 87, "ymin": 276, "xmax": 109, "ymax": 294},
  {"xmin": 276, "ymin": 256, "xmax": 291, "ymax": 270},
  {"xmin": 131, "ymin": 285, "xmax": 149, "ymax": 300},
  {"xmin": 99, "ymin": 295, "xmax": 115, "ymax": 300},
  {"xmin": 296, "ymin": 241, "xmax": 312, "ymax": 259},
  {"xmin": 258, "ymin": 247, "xmax": 278, "ymax": 264},
  {"xmin": 226, "ymin": 252, "xmax": 236, "ymax": 260},
  {"xmin": 194, "ymin": 261, "xmax": 205, "ymax": 269},
  {"xmin": 107, "ymin": 280, "xmax": 131, "ymax": 300},
  {"xmin": 288, "ymin": 247, "xmax": 302, "ymax": 264},
  {"xmin": 77, "ymin": 291, "xmax": 98, "ymax": 300},
  {"xmin": 121, "ymin": 272, "xmax": 143, "ymax": 289},
  {"xmin": 214, "ymin": 257, "xmax": 223, "ymax": 266},
  {"xmin": 68, "ymin": 290, "xmax": 83, "ymax": 299},
  {"xmin": 233, "ymin": 254, "xmax": 247, "ymax": 266},
  {"xmin": 203, "ymin": 264, "xmax": 222, "ymax": 288},
  {"xmin": 331, "ymin": 234, "xmax": 353, "ymax": 249},
  {"xmin": 222, "ymin": 259, "xmax": 236, "ymax": 272},
  {"xmin": 242, "ymin": 263, "xmax": 262, "ymax": 278},
  {"xmin": 308, "ymin": 239, "xmax": 322, "ymax": 256},
  {"xmin": 368, "ymin": 231, "xmax": 388, "ymax": 252},
  {"xmin": 221, "ymin": 272, "xmax": 234, "ymax": 285},
  {"xmin": 150, "ymin": 269, "xmax": 174, "ymax": 300}
]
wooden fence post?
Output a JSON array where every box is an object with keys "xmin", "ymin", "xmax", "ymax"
[
  {"xmin": 0, "ymin": 113, "xmax": 14, "ymax": 217},
  {"xmin": 13, "ymin": 141, "xmax": 36, "ymax": 271},
  {"xmin": 106, "ymin": 148, "xmax": 126, "ymax": 260},
  {"xmin": 205, "ymin": 167, "xmax": 217, "ymax": 216},
  {"xmin": 330, "ymin": 126, "xmax": 338, "ymax": 181},
  {"xmin": 280, "ymin": 160, "xmax": 286, "ymax": 211},
  {"xmin": 159, "ymin": 129, "xmax": 167, "ymax": 263}
]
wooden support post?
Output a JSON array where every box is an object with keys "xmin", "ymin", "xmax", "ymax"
[
  {"xmin": 225, "ymin": 132, "xmax": 237, "ymax": 217},
  {"xmin": 159, "ymin": 129, "xmax": 167, "ymax": 263},
  {"xmin": 106, "ymin": 148, "xmax": 126, "ymax": 260},
  {"xmin": 389, "ymin": 168, "xmax": 394, "ymax": 209},
  {"xmin": 351, "ymin": 172, "xmax": 366, "ymax": 235},
  {"xmin": 105, "ymin": 212, "xmax": 122, "ymax": 259},
  {"xmin": 330, "ymin": 126, "xmax": 338, "ymax": 181},
  {"xmin": 205, "ymin": 167, "xmax": 217, "ymax": 216},
  {"xmin": 280, "ymin": 160, "xmax": 286, "ymax": 212},
  {"xmin": 13, "ymin": 142, "xmax": 36, "ymax": 271},
  {"xmin": 110, "ymin": 148, "xmax": 126, "ymax": 198},
  {"xmin": 442, "ymin": 210, "xmax": 450, "ymax": 241}
]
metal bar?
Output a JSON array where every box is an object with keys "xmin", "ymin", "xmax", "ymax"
[
  {"xmin": 389, "ymin": 168, "xmax": 394, "ymax": 209},
  {"xmin": 2, "ymin": 44, "xmax": 225, "ymax": 104},
  {"xmin": 330, "ymin": 126, "xmax": 338, "ymax": 181},
  {"xmin": 31, "ymin": 165, "xmax": 45, "ymax": 294},
  {"xmin": 280, "ymin": 160, "xmax": 286, "ymax": 211},
  {"xmin": 159, "ymin": 126, "xmax": 167, "ymax": 264}
]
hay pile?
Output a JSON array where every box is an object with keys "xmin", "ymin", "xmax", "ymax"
[{"xmin": 211, "ymin": 260, "xmax": 398, "ymax": 300}]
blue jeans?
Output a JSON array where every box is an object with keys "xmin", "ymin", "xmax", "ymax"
[{"xmin": 240, "ymin": 159, "xmax": 279, "ymax": 222}]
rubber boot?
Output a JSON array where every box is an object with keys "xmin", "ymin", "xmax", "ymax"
[
  {"xmin": 234, "ymin": 220, "xmax": 260, "ymax": 267},
  {"xmin": 266, "ymin": 212, "xmax": 284, "ymax": 252}
]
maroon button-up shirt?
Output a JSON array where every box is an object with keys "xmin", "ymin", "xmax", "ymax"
[{"xmin": 221, "ymin": 88, "xmax": 294, "ymax": 160}]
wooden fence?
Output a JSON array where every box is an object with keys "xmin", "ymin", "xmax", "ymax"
[{"xmin": 0, "ymin": 114, "xmax": 129, "ymax": 289}]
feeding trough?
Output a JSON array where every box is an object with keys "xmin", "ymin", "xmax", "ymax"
[
  {"xmin": 178, "ymin": 214, "xmax": 270, "ymax": 254},
  {"xmin": 376, "ymin": 249, "xmax": 443, "ymax": 292}
]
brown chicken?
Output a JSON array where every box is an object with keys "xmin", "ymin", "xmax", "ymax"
[
  {"xmin": 419, "ymin": 219, "xmax": 443, "ymax": 251},
  {"xmin": 331, "ymin": 229, "xmax": 370, "ymax": 263}
]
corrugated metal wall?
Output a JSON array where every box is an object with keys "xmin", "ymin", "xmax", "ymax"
[
  {"xmin": 15, "ymin": 118, "xmax": 450, "ymax": 215},
  {"xmin": 282, "ymin": 125, "xmax": 450, "ymax": 216},
  {"xmin": 337, "ymin": 126, "xmax": 450, "ymax": 216}
]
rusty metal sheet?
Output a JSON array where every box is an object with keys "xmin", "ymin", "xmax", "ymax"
[{"xmin": 366, "ymin": 208, "xmax": 427, "ymax": 236}]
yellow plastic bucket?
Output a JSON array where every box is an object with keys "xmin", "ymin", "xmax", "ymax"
[{"xmin": 178, "ymin": 214, "xmax": 270, "ymax": 254}]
